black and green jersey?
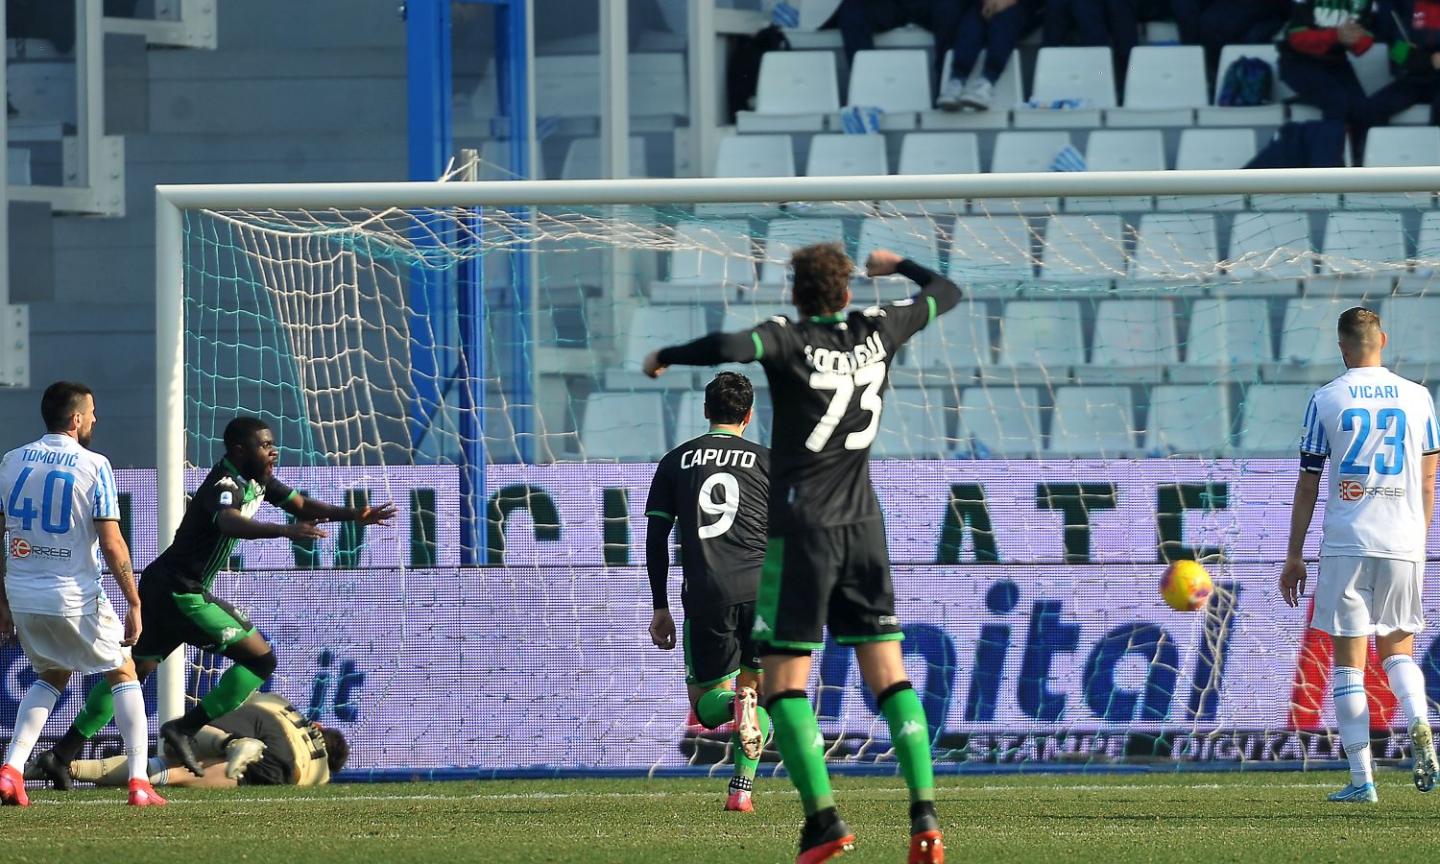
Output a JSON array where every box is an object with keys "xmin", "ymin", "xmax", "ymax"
[
  {"xmin": 147, "ymin": 458, "xmax": 296, "ymax": 590},
  {"xmin": 646, "ymin": 432, "xmax": 769, "ymax": 611}
]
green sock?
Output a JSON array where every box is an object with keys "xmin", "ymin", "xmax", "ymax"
[
  {"xmin": 769, "ymin": 695, "xmax": 835, "ymax": 815},
  {"xmin": 695, "ymin": 687, "xmax": 735, "ymax": 729},
  {"xmin": 880, "ymin": 684, "xmax": 935, "ymax": 804},
  {"xmin": 74, "ymin": 679, "xmax": 115, "ymax": 738},
  {"xmin": 199, "ymin": 663, "xmax": 266, "ymax": 719},
  {"xmin": 734, "ymin": 705, "xmax": 770, "ymax": 781}
]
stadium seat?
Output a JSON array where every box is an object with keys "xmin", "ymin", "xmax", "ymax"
[
  {"xmin": 620, "ymin": 306, "xmax": 708, "ymax": 371},
  {"xmin": 1159, "ymin": 129, "xmax": 1255, "ymax": 211},
  {"xmin": 921, "ymin": 50, "xmax": 1022, "ymax": 131},
  {"xmin": 630, "ymin": 54, "xmax": 688, "ymax": 117},
  {"xmin": 805, "ymin": 133, "xmax": 888, "ymax": 177},
  {"xmin": 722, "ymin": 303, "xmax": 792, "ymax": 333},
  {"xmin": 663, "ymin": 220, "xmax": 754, "ymax": 293},
  {"xmin": 1144, "ymin": 385, "xmax": 1231, "ymax": 455},
  {"xmin": 1018, "ymin": 47, "xmax": 1115, "ymax": 129},
  {"xmin": 1351, "ymin": 43, "xmax": 1395, "ymax": 96},
  {"xmin": 1277, "ymin": 296, "xmax": 1355, "ymax": 371},
  {"xmin": 560, "ymin": 137, "xmax": 648, "ymax": 179},
  {"xmin": 999, "ymin": 300, "xmax": 1084, "ymax": 368},
  {"xmin": 758, "ymin": 218, "xmax": 845, "ymax": 288},
  {"xmin": 959, "ymin": 386, "xmax": 1043, "ymax": 457},
  {"xmin": 1109, "ymin": 46, "xmax": 1207, "ymax": 127},
  {"xmin": 1347, "ymin": 127, "xmax": 1440, "ymax": 210},
  {"xmin": 702, "ymin": 135, "xmax": 795, "ymax": 217},
  {"xmin": 1199, "ymin": 44, "xmax": 1287, "ymax": 125},
  {"xmin": 1412, "ymin": 211, "xmax": 1440, "ymax": 279},
  {"xmin": 1320, "ymin": 211, "xmax": 1406, "ymax": 276},
  {"xmin": 1224, "ymin": 212, "xmax": 1315, "ymax": 285},
  {"xmin": 948, "ymin": 216, "xmax": 1037, "ymax": 289},
  {"xmin": 1129, "ymin": 213, "xmax": 1217, "ymax": 282},
  {"xmin": 903, "ymin": 299, "xmax": 992, "ymax": 369},
  {"xmin": 856, "ymin": 217, "xmax": 939, "ymax": 303},
  {"xmin": 1237, "ymin": 384, "xmax": 1314, "ymax": 455},
  {"xmin": 1090, "ymin": 299, "xmax": 1181, "ymax": 369},
  {"xmin": 1381, "ymin": 297, "xmax": 1440, "ymax": 374},
  {"xmin": 889, "ymin": 132, "xmax": 979, "ymax": 215},
  {"xmin": 977, "ymin": 131, "xmax": 1072, "ymax": 215},
  {"xmin": 873, "ymin": 389, "xmax": 952, "ymax": 458},
  {"xmin": 1067, "ymin": 130, "xmax": 1165, "ymax": 213},
  {"xmin": 1181, "ymin": 298, "xmax": 1274, "ymax": 372},
  {"xmin": 737, "ymin": 51, "xmax": 840, "ymax": 132},
  {"xmin": 1049, "ymin": 386, "xmax": 1138, "ymax": 456},
  {"xmin": 1040, "ymin": 214, "xmax": 1126, "ymax": 283},
  {"xmin": 580, "ymin": 392, "xmax": 667, "ymax": 460},
  {"xmin": 672, "ymin": 391, "xmax": 710, "ymax": 445},
  {"xmin": 845, "ymin": 50, "xmax": 931, "ymax": 128}
]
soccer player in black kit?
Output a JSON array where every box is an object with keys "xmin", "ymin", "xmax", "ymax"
[
  {"xmin": 32, "ymin": 416, "xmax": 394, "ymax": 786},
  {"xmin": 645, "ymin": 246, "xmax": 959, "ymax": 864},
  {"xmin": 645, "ymin": 372, "xmax": 771, "ymax": 813}
]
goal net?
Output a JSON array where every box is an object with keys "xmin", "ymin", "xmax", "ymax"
[{"xmin": 150, "ymin": 170, "xmax": 1440, "ymax": 778}]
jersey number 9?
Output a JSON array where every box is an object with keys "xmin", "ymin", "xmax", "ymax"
[{"xmin": 697, "ymin": 472, "xmax": 741, "ymax": 539}]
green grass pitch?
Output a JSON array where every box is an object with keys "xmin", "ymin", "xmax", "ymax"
[{"xmin": 3, "ymin": 772, "xmax": 1435, "ymax": 863}]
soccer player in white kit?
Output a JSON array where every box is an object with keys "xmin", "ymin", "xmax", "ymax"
[
  {"xmin": 0, "ymin": 381, "xmax": 163, "ymax": 807},
  {"xmin": 1281, "ymin": 308, "xmax": 1440, "ymax": 804}
]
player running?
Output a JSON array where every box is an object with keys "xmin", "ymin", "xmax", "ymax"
[
  {"xmin": 63, "ymin": 692, "xmax": 348, "ymax": 789},
  {"xmin": 31, "ymin": 415, "xmax": 393, "ymax": 787},
  {"xmin": 645, "ymin": 245, "xmax": 957, "ymax": 863},
  {"xmin": 1281, "ymin": 306, "xmax": 1440, "ymax": 804},
  {"xmin": 0, "ymin": 381, "xmax": 163, "ymax": 806},
  {"xmin": 646, "ymin": 371, "xmax": 771, "ymax": 813}
]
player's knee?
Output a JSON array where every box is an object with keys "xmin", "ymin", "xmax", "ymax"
[{"xmin": 239, "ymin": 649, "xmax": 278, "ymax": 681}]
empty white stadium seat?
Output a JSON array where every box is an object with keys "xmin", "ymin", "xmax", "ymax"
[
  {"xmin": 1129, "ymin": 214, "xmax": 1218, "ymax": 281},
  {"xmin": 978, "ymin": 131, "xmax": 1072, "ymax": 214},
  {"xmin": 673, "ymin": 392, "xmax": 710, "ymax": 445},
  {"xmin": 1091, "ymin": 300, "xmax": 1181, "ymax": 367},
  {"xmin": 960, "ymin": 387, "xmax": 1043, "ymax": 457},
  {"xmin": 581, "ymin": 393, "xmax": 666, "ymax": 460},
  {"xmin": 948, "ymin": 216, "xmax": 1036, "ymax": 285},
  {"xmin": 1279, "ymin": 296, "xmax": 1355, "ymax": 367},
  {"xmin": 1159, "ymin": 129, "xmax": 1256, "ymax": 211},
  {"xmin": 805, "ymin": 133, "xmax": 889, "ymax": 176},
  {"xmin": 1145, "ymin": 386, "xmax": 1231, "ymax": 454},
  {"xmin": 665, "ymin": 221, "xmax": 754, "ymax": 290},
  {"xmin": 713, "ymin": 134, "xmax": 795, "ymax": 177},
  {"xmin": 561, "ymin": 137, "xmax": 647, "ymax": 179},
  {"xmin": 1000, "ymin": 300, "xmax": 1084, "ymax": 367},
  {"xmin": 1226, "ymin": 212, "xmax": 1316, "ymax": 282},
  {"xmin": 1185, "ymin": 298, "xmax": 1274, "ymax": 366},
  {"xmin": 857, "ymin": 216, "xmax": 940, "ymax": 272},
  {"xmin": 1382, "ymin": 297, "xmax": 1440, "ymax": 369},
  {"xmin": 1321, "ymin": 212, "xmax": 1406, "ymax": 275},
  {"xmin": 1023, "ymin": 47, "xmax": 1116, "ymax": 131},
  {"xmin": 1049, "ymin": 387, "xmax": 1137, "ymax": 456},
  {"xmin": 1237, "ymin": 384, "xmax": 1314, "ymax": 454},
  {"xmin": 889, "ymin": 133, "xmax": 978, "ymax": 215},
  {"xmin": 621, "ymin": 306, "xmax": 708, "ymax": 370},
  {"xmin": 1041, "ymin": 215, "xmax": 1126, "ymax": 282},
  {"xmin": 847, "ymin": 50, "xmax": 931, "ymax": 121},
  {"xmin": 1348, "ymin": 127, "xmax": 1440, "ymax": 210},
  {"xmin": 903, "ymin": 300, "xmax": 992, "ymax": 369},
  {"xmin": 873, "ymin": 389, "xmax": 951, "ymax": 458},
  {"xmin": 1068, "ymin": 130, "xmax": 1165, "ymax": 213},
  {"xmin": 1111, "ymin": 46, "xmax": 1207, "ymax": 126},
  {"xmin": 738, "ymin": 51, "xmax": 840, "ymax": 132},
  {"xmin": 759, "ymin": 219, "xmax": 845, "ymax": 286}
]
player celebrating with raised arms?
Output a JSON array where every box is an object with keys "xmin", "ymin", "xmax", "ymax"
[
  {"xmin": 32, "ymin": 416, "xmax": 394, "ymax": 786},
  {"xmin": 0, "ymin": 381, "xmax": 162, "ymax": 806},
  {"xmin": 1281, "ymin": 307, "xmax": 1440, "ymax": 803},
  {"xmin": 645, "ymin": 245, "xmax": 959, "ymax": 864},
  {"xmin": 646, "ymin": 371, "xmax": 771, "ymax": 812}
]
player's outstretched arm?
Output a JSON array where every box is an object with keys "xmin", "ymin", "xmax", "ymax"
[
  {"xmin": 97, "ymin": 521, "xmax": 142, "ymax": 646},
  {"xmin": 1280, "ymin": 470, "xmax": 1322, "ymax": 607},
  {"xmin": 215, "ymin": 508, "xmax": 328, "ymax": 542},
  {"xmin": 281, "ymin": 493, "xmax": 397, "ymax": 527},
  {"xmin": 643, "ymin": 329, "xmax": 760, "ymax": 379}
]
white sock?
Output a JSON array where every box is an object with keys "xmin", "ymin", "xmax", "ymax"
[
  {"xmin": 1333, "ymin": 666, "xmax": 1374, "ymax": 786},
  {"xmin": 1383, "ymin": 654, "xmax": 1430, "ymax": 729},
  {"xmin": 111, "ymin": 680, "xmax": 150, "ymax": 782},
  {"xmin": 4, "ymin": 680, "xmax": 61, "ymax": 771}
]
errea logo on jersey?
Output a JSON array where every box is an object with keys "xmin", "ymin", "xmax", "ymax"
[
  {"xmin": 10, "ymin": 538, "xmax": 29, "ymax": 558},
  {"xmin": 1340, "ymin": 481, "xmax": 1404, "ymax": 502}
]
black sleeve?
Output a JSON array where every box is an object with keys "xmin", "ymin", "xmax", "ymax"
[
  {"xmin": 262, "ymin": 474, "xmax": 297, "ymax": 507},
  {"xmin": 656, "ymin": 330, "xmax": 760, "ymax": 367},
  {"xmin": 645, "ymin": 516, "xmax": 674, "ymax": 610},
  {"xmin": 880, "ymin": 259, "xmax": 964, "ymax": 346}
]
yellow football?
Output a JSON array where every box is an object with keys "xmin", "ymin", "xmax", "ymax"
[{"xmin": 1160, "ymin": 560, "xmax": 1214, "ymax": 612}]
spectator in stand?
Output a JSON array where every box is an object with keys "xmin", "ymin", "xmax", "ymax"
[
  {"xmin": 1042, "ymin": 0, "xmax": 1140, "ymax": 82},
  {"xmin": 1365, "ymin": 0, "xmax": 1440, "ymax": 125},
  {"xmin": 1279, "ymin": 0, "xmax": 1379, "ymax": 160},
  {"xmin": 937, "ymin": 0, "xmax": 1043, "ymax": 111},
  {"xmin": 1170, "ymin": 0, "xmax": 1289, "ymax": 66},
  {"xmin": 819, "ymin": 0, "xmax": 972, "ymax": 108}
]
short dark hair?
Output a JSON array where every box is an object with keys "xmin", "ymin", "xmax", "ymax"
[
  {"xmin": 321, "ymin": 727, "xmax": 350, "ymax": 774},
  {"xmin": 223, "ymin": 416, "xmax": 270, "ymax": 451},
  {"xmin": 790, "ymin": 242, "xmax": 852, "ymax": 318},
  {"xmin": 705, "ymin": 372, "xmax": 754, "ymax": 426},
  {"xmin": 40, "ymin": 381, "xmax": 92, "ymax": 432},
  {"xmin": 1338, "ymin": 306, "xmax": 1382, "ymax": 350}
]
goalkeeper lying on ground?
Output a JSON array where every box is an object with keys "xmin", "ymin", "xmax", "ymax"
[{"xmin": 54, "ymin": 693, "xmax": 347, "ymax": 788}]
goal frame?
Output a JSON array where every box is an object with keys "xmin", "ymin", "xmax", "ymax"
[{"xmin": 153, "ymin": 166, "xmax": 1440, "ymax": 720}]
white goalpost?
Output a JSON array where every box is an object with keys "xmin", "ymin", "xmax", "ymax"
[{"xmin": 152, "ymin": 168, "xmax": 1440, "ymax": 776}]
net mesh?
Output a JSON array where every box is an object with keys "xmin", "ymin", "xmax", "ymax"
[{"xmin": 174, "ymin": 190, "xmax": 1440, "ymax": 775}]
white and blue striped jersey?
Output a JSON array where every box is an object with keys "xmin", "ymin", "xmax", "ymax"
[
  {"xmin": 1300, "ymin": 366, "xmax": 1440, "ymax": 562},
  {"xmin": 0, "ymin": 433, "xmax": 121, "ymax": 615}
]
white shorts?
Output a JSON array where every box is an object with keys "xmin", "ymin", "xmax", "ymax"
[
  {"xmin": 1312, "ymin": 556, "xmax": 1426, "ymax": 638},
  {"xmin": 12, "ymin": 600, "xmax": 129, "ymax": 675}
]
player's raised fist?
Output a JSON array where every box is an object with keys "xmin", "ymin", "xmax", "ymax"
[
  {"xmin": 357, "ymin": 503, "xmax": 397, "ymax": 526},
  {"xmin": 865, "ymin": 249, "xmax": 903, "ymax": 277},
  {"xmin": 642, "ymin": 351, "xmax": 667, "ymax": 379},
  {"xmin": 285, "ymin": 520, "xmax": 328, "ymax": 541}
]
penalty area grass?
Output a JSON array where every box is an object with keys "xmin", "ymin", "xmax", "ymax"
[{"xmin": 0, "ymin": 771, "xmax": 1434, "ymax": 863}]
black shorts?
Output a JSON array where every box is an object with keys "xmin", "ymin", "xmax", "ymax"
[
  {"xmin": 683, "ymin": 601, "xmax": 761, "ymax": 688},
  {"xmin": 132, "ymin": 568, "xmax": 258, "ymax": 661},
  {"xmin": 753, "ymin": 519, "xmax": 901, "ymax": 652}
]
